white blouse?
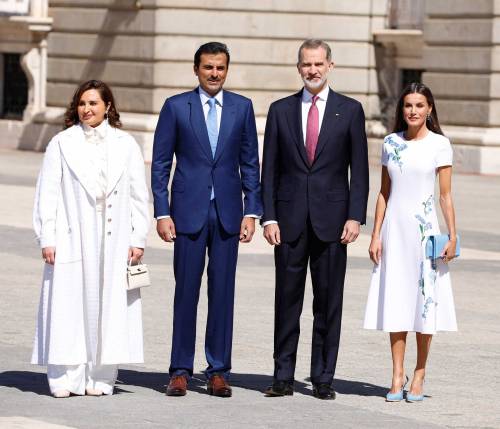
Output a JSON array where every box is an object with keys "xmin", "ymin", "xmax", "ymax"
[{"xmin": 82, "ymin": 120, "xmax": 108, "ymax": 201}]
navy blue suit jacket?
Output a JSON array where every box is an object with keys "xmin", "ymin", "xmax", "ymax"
[
  {"xmin": 152, "ymin": 88, "xmax": 263, "ymax": 235},
  {"xmin": 261, "ymin": 89, "xmax": 369, "ymax": 243}
]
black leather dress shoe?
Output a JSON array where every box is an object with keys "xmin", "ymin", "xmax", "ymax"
[
  {"xmin": 265, "ymin": 380, "xmax": 294, "ymax": 397},
  {"xmin": 312, "ymin": 383, "xmax": 336, "ymax": 400}
]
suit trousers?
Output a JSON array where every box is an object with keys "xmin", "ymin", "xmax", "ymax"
[
  {"xmin": 169, "ymin": 200, "xmax": 239, "ymax": 379},
  {"xmin": 273, "ymin": 218, "xmax": 347, "ymax": 385}
]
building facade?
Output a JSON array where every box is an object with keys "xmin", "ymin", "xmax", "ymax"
[{"xmin": 0, "ymin": 0, "xmax": 498, "ymax": 174}]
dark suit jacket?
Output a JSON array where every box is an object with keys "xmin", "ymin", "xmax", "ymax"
[
  {"xmin": 151, "ymin": 88, "xmax": 263, "ymax": 235},
  {"xmin": 261, "ymin": 89, "xmax": 369, "ymax": 243}
]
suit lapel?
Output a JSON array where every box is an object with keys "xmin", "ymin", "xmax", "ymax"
[
  {"xmin": 106, "ymin": 127, "xmax": 128, "ymax": 195},
  {"xmin": 286, "ymin": 91, "xmax": 309, "ymax": 168},
  {"xmin": 188, "ymin": 89, "xmax": 213, "ymax": 161},
  {"xmin": 59, "ymin": 126, "xmax": 96, "ymax": 201},
  {"xmin": 313, "ymin": 89, "xmax": 342, "ymax": 164},
  {"xmin": 214, "ymin": 91, "xmax": 235, "ymax": 163}
]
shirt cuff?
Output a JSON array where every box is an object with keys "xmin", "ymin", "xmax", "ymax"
[
  {"xmin": 244, "ymin": 214, "xmax": 261, "ymax": 219},
  {"xmin": 156, "ymin": 215, "xmax": 170, "ymax": 220},
  {"xmin": 262, "ymin": 220, "xmax": 278, "ymax": 227}
]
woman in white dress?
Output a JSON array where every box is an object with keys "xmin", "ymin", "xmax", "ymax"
[
  {"xmin": 363, "ymin": 83, "xmax": 458, "ymax": 402},
  {"xmin": 32, "ymin": 80, "xmax": 150, "ymax": 398}
]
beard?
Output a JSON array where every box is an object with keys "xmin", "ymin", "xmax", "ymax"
[{"xmin": 302, "ymin": 75, "xmax": 327, "ymax": 91}]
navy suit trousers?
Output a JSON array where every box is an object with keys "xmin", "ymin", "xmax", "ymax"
[{"xmin": 169, "ymin": 200, "xmax": 239, "ymax": 379}]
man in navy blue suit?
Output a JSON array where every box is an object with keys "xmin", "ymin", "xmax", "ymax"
[{"xmin": 151, "ymin": 42, "xmax": 262, "ymax": 397}]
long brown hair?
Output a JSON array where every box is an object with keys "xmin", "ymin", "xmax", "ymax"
[
  {"xmin": 64, "ymin": 80, "xmax": 122, "ymax": 129},
  {"xmin": 393, "ymin": 82, "xmax": 443, "ymax": 135}
]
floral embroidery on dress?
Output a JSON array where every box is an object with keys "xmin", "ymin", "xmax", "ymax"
[
  {"xmin": 415, "ymin": 195, "xmax": 437, "ymax": 320},
  {"xmin": 422, "ymin": 297, "xmax": 435, "ymax": 320},
  {"xmin": 415, "ymin": 195, "xmax": 434, "ymax": 242},
  {"xmin": 385, "ymin": 135, "xmax": 408, "ymax": 172},
  {"xmin": 422, "ymin": 195, "xmax": 433, "ymax": 215},
  {"xmin": 418, "ymin": 261, "xmax": 425, "ymax": 296}
]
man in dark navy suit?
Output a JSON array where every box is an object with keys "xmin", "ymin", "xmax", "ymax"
[
  {"xmin": 261, "ymin": 39, "xmax": 369, "ymax": 400},
  {"xmin": 151, "ymin": 42, "xmax": 262, "ymax": 397}
]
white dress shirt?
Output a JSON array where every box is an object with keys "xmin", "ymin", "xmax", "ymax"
[
  {"xmin": 82, "ymin": 120, "xmax": 108, "ymax": 203},
  {"xmin": 262, "ymin": 85, "xmax": 330, "ymax": 227},
  {"xmin": 199, "ymin": 86, "xmax": 223, "ymax": 129},
  {"xmin": 301, "ymin": 85, "xmax": 329, "ymax": 145}
]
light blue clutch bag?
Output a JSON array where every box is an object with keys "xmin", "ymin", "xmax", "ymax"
[{"xmin": 425, "ymin": 234, "xmax": 460, "ymax": 260}]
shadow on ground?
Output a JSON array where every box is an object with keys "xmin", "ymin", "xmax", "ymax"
[{"xmin": 0, "ymin": 369, "xmax": 386, "ymax": 398}]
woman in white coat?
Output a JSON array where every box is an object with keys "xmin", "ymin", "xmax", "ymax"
[{"xmin": 32, "ymin": 80, "xmax": 150, "ymax": 398}]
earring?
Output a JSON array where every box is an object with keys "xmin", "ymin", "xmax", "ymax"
[
  {"xmin": 426, "ymin": 113, "xmax": 431, "ymax": 122},
  {"xmin": 104, "ymin": 112, "xmax": 108, "ymax": 119}
]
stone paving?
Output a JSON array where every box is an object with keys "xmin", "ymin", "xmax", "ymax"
[{"xmin": 0, "ymin": 148, "xmax": 499, "ymax": 428}]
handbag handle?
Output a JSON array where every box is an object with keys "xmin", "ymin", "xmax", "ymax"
[{"xmin": 128, "ymin": 258, "xmax": 143, "ymax": 267}]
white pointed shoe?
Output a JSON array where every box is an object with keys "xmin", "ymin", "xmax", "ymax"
[
  {"xmin": 85, "ymin": 388, "xmax": 103, "ymax": 396},
  {"xmin": 52, "ymin": 390, "xmax": 70, "ymax": 398}
]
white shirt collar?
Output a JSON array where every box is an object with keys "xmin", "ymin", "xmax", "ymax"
[
  {"xmin": 302, "ymin": 84, "xmax": 330, "ymax": 103},
  {"xmin": 82, "ymin": 119, "xmax": 108, "ymax": 141},
  {"xmin": 199, "ymin": 86, "xmax": 224, "ymax": 106}
]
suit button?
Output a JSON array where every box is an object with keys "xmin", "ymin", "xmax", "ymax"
[
  {"xmin": 107, "ymin": 204, "xmax": 112, "ymax": 209},
  {"xmin": 107, "ymin": 218, "xmax": 112, "ymax": 222},
  {"xmin": 114, "ymin": 190, "xmax": 118, "ymax": 195},
  {"xmin": 208, "ymin": 185, "xmax": 212, "ymax": 189},
  {"xmin": 68, "ymin": 227, "xmax": 72, "ymax": 233},
  {"xmin": 107, "ymin": 231, "xmax": 111, "ymax": 236}
]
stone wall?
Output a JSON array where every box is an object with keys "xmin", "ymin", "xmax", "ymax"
[
  {"xmin": 423, "ymin": 0, "xmax": 500, "ymax": 174},
  {"xmin": 42, "ymin": 0, "xmax": 387, "ymax": 160}
]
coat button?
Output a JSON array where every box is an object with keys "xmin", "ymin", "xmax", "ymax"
[
  {"xmin": 107, "ymin": 218, "xmax": 112, "ymax": 222},
  {"xmin": 107, "ymin": 204, "xmax": 112, "ymax": 208},
  {"xmin": 68, "ymin": 227, "xmax": 72, "ymax": 233},
  {"xmin": 107, "ymin": 231, "xmax": 111, "ymax": 236},
  {"xmin": 114, "ymin": 190, "xmax": 118, "ymax": 195}
]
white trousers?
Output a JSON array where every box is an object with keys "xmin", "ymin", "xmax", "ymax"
[
  {"xmin": 47, "ymin": 202, "xmax": 118, "ymax": 395},
  {"xmin": 47, "ymin": 363, "xmax": 118, "ymax": 395}
]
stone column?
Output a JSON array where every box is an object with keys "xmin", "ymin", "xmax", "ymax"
[
  {"xmin": 423, "ymin": 0, "xmax": 500, "ymax": 174},
  {"xmin": 0, "ymin": 0, "xmax": 52, "ymax": 149}
]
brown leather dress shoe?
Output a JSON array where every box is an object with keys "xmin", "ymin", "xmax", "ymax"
[
  {"xmin": 207, "ymin": 374, "xmax": 232, "ymax": 397},
  {"xmin": 166, "ymin": 375, "xmax": 188, "ymax": 396}
]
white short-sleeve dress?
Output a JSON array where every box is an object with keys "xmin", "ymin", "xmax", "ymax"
[{"xmin": 363, "ymin": 131, "xmax": 458, "ymax": 334}]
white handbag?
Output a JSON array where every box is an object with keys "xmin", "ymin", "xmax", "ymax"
[{"xmin": 127, "ymin": 259, "xmax": 151, "ymax": 290}]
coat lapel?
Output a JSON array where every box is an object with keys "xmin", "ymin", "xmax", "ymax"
[
  {"xmin": 286, "ymin": 91, "xmax": 309, "ymax": 168},
  {"xmin": 214, "ymin": 91, "xmax": 236, "ymax": 163},
  {"xmin": 313, "ymin": 89, "xmax": 342, "ymax": 164},
  {"xmin": 58, "ymin": 125, "xmax": 96, "ymax": 201},
  {"xmin": 106, "ymin": 128, "xmax": 128, "ymax": 195},
  {"xmin": 188, "ymin": 89, "xmax": 213, "ymax": 162}
]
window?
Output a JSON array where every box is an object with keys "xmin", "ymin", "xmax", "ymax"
[
  {"xmin": 401, "ymin": 69, "xmax": 423, "ymax": 89},
  {"xmin": 1, "ymin": 53, "xmax": 28, "ymax": 119}
]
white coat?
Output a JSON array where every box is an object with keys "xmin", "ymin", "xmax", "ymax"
[{"xmin": 32, "ymin": 124, "xmax": 150, "ymax": 365}]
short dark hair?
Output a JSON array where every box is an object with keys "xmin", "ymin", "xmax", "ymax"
[
  {"xmin": 64, "ymin": 79, "xmax": 121, "ymax": 129},
  {"xmin": 393, "ymin": 82, "xmax": 443, "ymax": 135},
  {"xmin": 297, "ymin": 39, "xmax": 332, "ymax": 64},
  {"xmin": 194, "ymin": 42, "xmax": 230, "ymax": 68}
]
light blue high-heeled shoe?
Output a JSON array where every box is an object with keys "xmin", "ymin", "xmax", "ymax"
[
  {"xmin": 406, "ymin": 380, "xmax": 425, "ymax": 402},
  {"xmin": 385, "ymin": 375, "xmax": 409, "ymax": 402}
]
